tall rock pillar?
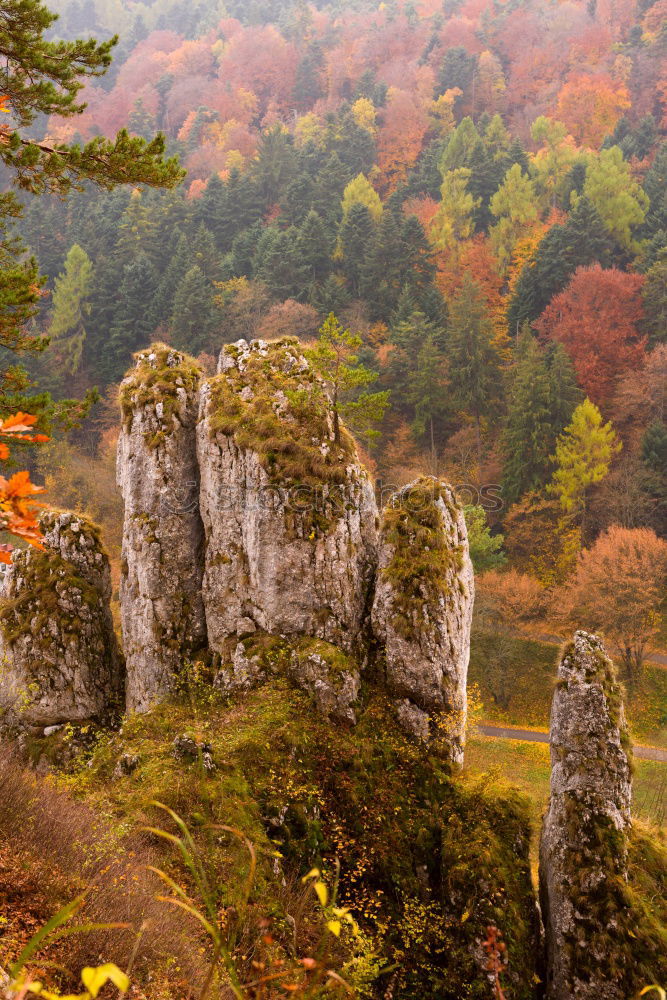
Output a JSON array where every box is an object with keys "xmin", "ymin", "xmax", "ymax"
[
  {"xmin": 117, "ymin": 344, "xmax": 207, "ymax": 713},
  {"xmin": 371, "ymin": 477, "xmax": 474, "ymax": 762},
  {"xmin": 539, "ymin": 631, "xmax": 633, "ymax": 1000},
  {"xmin": 197, "ymin": 338, "xmax": 379, "ymax": 657}
]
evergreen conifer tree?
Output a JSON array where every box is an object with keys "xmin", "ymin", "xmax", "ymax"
[
  {"xmin": 170, "ymin": 264, "xmax": 214, "ymax": 354},
  {"xmin": 105, "ymin": 253, "xmax": 158, "ymax": 382},
  {"xmin": 297, "ymin": 210, "xmax": 333, "ymax": 283},
  {"xmin": 47, "ymin": 243, "xmax": 93, "ymax": 378},
  {"xmin": 447, "ymin": 273, "xmax": 502, "ymax": 458}
]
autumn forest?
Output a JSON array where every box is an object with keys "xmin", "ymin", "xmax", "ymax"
[{"xmin": 0, "ymin": 0, "xmax": 666, "ymax": 994}]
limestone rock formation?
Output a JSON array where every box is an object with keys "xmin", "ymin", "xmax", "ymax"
[
  {"xmin": 215, "ymin": 634, "xmax": 360, "ymax": 724},
  {"xmin": 371, "ymin": 477, "xmax": 474, "ymax": 761},
  {"xmin": 197, "ymin": 338, "xmax": 379, "ymax": 661},
  {"xmin": 539, "ymin": 631, "xmax": 632, "ymax": 1000},
  {"xmin": 0, "ymin": 511, "xmax": 123, "ymax": 728},
  {"xmin": 117, "ymin": 344, "xmax": 207, "ymax": 713}
]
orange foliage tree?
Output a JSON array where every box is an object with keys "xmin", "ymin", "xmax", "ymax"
[
  {"xmin": 0, "ymin": 413, "xmax": 47, "ymax": 560},
  {"xmin": 376, "ymin": 88, "xmax": 429, "ymax": 195},
  {"xmin": 555, "ymin": 74, "xmax": 631, "ymax": 148},
  {"xmin": 534, "ymin": 264, "xmax": 646, "ymax": 406},
  {"xmin": 557, "ymin": 525, "xmax": 667, "ymax": 680}
]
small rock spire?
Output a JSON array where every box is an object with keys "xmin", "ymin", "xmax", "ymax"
[
  {"xmin": 0, "ymin": 510, "xmax": 123, "ymax": 728},
  {"xmin": 371, "ymin": 477, "xmax": 474, "ymax": 762},
  {"xmin": 539, "ymin": 630, "xmax": 632, "ymax": 1000}
]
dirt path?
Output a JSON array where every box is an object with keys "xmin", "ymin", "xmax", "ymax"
[{"xmin": 478, "ymin": 724, "xmax": 667, "ymax": 763}]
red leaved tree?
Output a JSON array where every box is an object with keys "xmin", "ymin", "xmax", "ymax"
[{"xmin": 534, "ymin": 264, "xmax": 646, "ymax": 406}]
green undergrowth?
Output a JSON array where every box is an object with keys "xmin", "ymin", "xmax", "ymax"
[
  {"xmin": 228, "ymin": 632, "xmax": 356, "ymax": 687},
  {"xmin": 55, "ymin": 683, "xmax": 539, "ymax": 999},
  {"xmin": 381, "ymin": 477, "xmax": 465, "ymax": 638},
  {"xmin": 207, "ymin": 339, "xmax": 358, "ymax": 526},
  {"xmin": 119, "ymin": 342, "xmax": 201, "ymax": 443},
  {"xmin": 469, "ymin": 633, "xmax": 667, "ymax": 747}
]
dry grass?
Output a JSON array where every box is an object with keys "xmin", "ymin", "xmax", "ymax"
[{"xmin": 0, "ymin": 744, "xmax": 201, "ymax": 993}]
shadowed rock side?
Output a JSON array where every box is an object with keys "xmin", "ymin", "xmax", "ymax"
[
  {"xmin": 371, "ymin": 477, "xmax": 474, "ymax": 761},
  {"xmin": 0, "ymin": 511, "xmax": 123, "ymax": 727},
  {"xmin": 539, "ymin": 631, "xmax": 632, "ymax": 1000},
  {"xmin": 197, "ymin": 338, "xmax": 379, "ymax": 667},
  {"xmin": 117, "ymin": 345, "xmax": 207, "ymax": 713}
]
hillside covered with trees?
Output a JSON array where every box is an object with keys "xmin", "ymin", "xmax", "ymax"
[
  {"xmin": 15, "ymin": 0, "xmax": 666, "ymax": 598},
  {"xmin": 0, "ymin": 0, "xmax": 666, "ymax": 996}
]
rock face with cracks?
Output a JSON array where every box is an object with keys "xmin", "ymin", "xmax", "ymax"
[
  {"xmin": 539, "ymin": 631, "xmax": 632, "ymax": 1000},
  {"xmin": 0, "ymin": 510, "xmax": 123, "ymax": 727},
  {"xmin": 371, "ymin": 477, "xmax": 474, "ymax": 761},
  {"xmin": 197, "ymin": 338, "xmax": 379, "ymax": 661},
  {"xmin": 117, "ymin": 344, "xmax": 207, "ymax": 713}
]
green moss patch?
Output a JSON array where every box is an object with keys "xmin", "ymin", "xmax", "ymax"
[
  {"xmin": 239, "ymin": 632, "xmax": 355, "ymax": 678},
  {"xmin": 0, "ymin": 549, "xmax": 101, "ymax": 654},
  {"xmin": 556, "ymin": 800, "xmax": 667, "ymax": 991},
  {"xmin": 119, "ymin": 342, "xmax": 201, "ymax": 439},
  {"xmin": 207, "ymin": 339, "xmax": 357, "ymax": 493},
  {"xmin": 381, "ymin": 477, "xmax": 465, "ymax": 638}
]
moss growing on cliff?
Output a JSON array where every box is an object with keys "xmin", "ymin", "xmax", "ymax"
[
  {"xmin": 559, "ymin": 634, "xmax": 633, "ymax": 760},
  {"xmin": 119, "ymin": 342, "xmax": 201, "ymax": 438},
  {"xmin": 207, "ymin": 339, "xmax": 358, "ymax": 492},
  {"xmin": 68, "ymin": 683, "xmax": 539, "ymax": 999},
  {"xmin": 0, "ymin": 549, "xmax": 101, "ymax": 652},
  {"xmin": 557, "ymin": 797, "xmax": 667, "ymax": 990},
  {"xmin": 381, "ymin": 477, "xmax": 465, "ymax": 638}
]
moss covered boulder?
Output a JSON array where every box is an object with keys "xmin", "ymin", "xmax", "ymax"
[
  {"xmin": 539, "ymin": 631, "xmax": 666, "ymax": 998},
  {"xmin": 117, "ymin": 344, "xmax": 207, "ymax": 713},
  {"xmin": 371, "ymin": 477, "xmax": 474, "ymax": 761},
  {"xmin": 0, "ymin": 511, "xmax": 123, "ymax": 728},
  {"xmin": 197, "ymin": 338, "xmax": 379, "ymax": 661}
]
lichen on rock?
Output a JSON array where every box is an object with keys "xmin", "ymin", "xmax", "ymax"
[
  {"xmin": 0, "ymin": 510, "xmax": 123, "ymax": 728},
  {"xmin": 117, "ymin": 343, "xmax": 207, "ymax": 713},
  {"xmin": 198, "ymin": 338, "xmax": 378, "ymax": 658},
  {"xmin": 539, "ymin": 631, "xmax": 666, "ymax": 999},
  {"xmin": 371, "ymin": 476, "xmax": 474, "ymax": 761}
]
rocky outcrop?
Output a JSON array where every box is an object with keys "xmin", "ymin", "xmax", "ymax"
[
  {"xmin": 0, "ymin": 511, "xmax": 123, "ymax": 727},
  {"xmin": 371, "ymin": 477, "xmax": 474, "ymax": 761},
  {"xmin": 215, "ymin": 633, "xmax": 360, "ymax": 724},
  {"xmin": 539, "ymin": 631, "xmax": 632, "ymax": 1000},
  {"xmin": 197, "ymin": 338, "xmax": 379, "ymax": 662},
  {"xmin": 117, "ymin": 344, "xmax": 207, "ymax": 713}
]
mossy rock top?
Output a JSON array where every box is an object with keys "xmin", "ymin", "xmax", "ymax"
[
  {"xmin": 206, "ymin": 338, "xmax": 360, "ymax": 491},
  {"xmin": 39, "ymin": 508, "xmax": 105, "ymax": 552},
  {"xmin": 119, "ymin": 342, "xmax": 202, "ymax": 429},
  {"xmin": 557, "ymin": 630, "xmax": 631, "ymax": 759},
  {"xmin": 380, "ymin": 476, "xmax": 465, "ymax": 635}
]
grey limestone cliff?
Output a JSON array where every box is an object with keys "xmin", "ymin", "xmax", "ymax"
[
  {"xmin": 539, "ymin": 631, "xmax": 632, "ymax": 1000},
  {"xmin": 197, "ymin": 338, "xmax": 379, "ymax": 663}
]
